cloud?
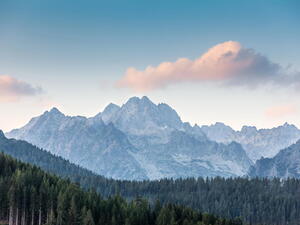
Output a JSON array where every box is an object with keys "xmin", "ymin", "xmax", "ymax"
[
  {"xmin": 0, "ymin": 75, "xmax": 42, "ymax": 102},
  {"xmin": 265, "ymin": 104, "xmax": 298, "ymax": 118},
  {"xmin": 116, "ymin": 41, "xmax": 286, "ymax": 92}
]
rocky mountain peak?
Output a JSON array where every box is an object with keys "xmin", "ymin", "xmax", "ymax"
[
  {"xmin": 240, "ymin": 125, "xmax": 257, "ymax": 134},
  {"xmin": 6, "ymin": 96, "xmax": 300, "ymax": 180},
  {"xmin": 43, "ymin": 107, "xmax": 65, "ymax": 119},
  {"xmin": 105, "ymin": 103, "xmax": 120, "ymax": 111},
  {"xmin": 124, "ymin": 96, "xmax": 155, "ymax": 108},
  {"xmin": 281, "ymin": 122, "xmax": 298, "ymax": 130},
  {"xmin": 49, "ymin": 107, "xmax": 63, "ymax": 115},
  {"xmin": 99, "ymin": 103, "xmax": 121, "ymax": 123},
  {"xmin": 99, "ymin": 96, "xmax": 183, "ymax": 135}
]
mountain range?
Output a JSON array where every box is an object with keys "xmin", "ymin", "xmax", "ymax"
[
  {"xmin": 2, "ymin": 128, "xmax": 300, "ymax": 225},
  {"xmin": 6, "ymin": 96, "xmax": 300, "ymax": 180},
  {"xmin": 201, "ymin": 122, "xmax": 300, "ymax": 161}
]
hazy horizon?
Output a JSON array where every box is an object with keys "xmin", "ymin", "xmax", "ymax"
[{"xmin": 1, "ymin": 0, "xmax": 300, "ymax": 131}]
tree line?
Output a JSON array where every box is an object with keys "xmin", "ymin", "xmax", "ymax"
[
  {"xmin": 0, "ymin": 153, "xmax": 243, "ymax": 225},
  {"xmin": 1, "ymin": 134, "xmax": 300, "ymax": 224}
]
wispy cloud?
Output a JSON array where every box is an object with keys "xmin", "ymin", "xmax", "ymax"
[
  {"xmin": 117, "ymin": 41, "xmax": 298, "ymax": 92},
  {"xmin": 0, "ymin": 75, "xmax": 43, "ymax": 102},
  {"xmin": 265, "ymin": 104, "xmax": 298, "ymax": 118}
]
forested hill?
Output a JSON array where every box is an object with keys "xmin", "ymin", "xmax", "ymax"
[
  {"xmin": 0, "ymin": 153, "xmax": 242, "ymax": 225},
  {"xmin": 1, "ymin": 131, "xmax": 300, "ymax": 224},
  {"xmin": 0, "ymin": 130, "xmax": 118, "ymax": 196}
]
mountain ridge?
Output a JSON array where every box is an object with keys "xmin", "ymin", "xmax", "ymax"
[
  {"xmin": 6, "ymin": 96, "xmax": 254, "ymax": 180},
  {"xmin": 249, "ymin": 140, "xmax": 300, "ymax": 178},
  {"xmin": 2, "ymin": 130, "xmax": 300, "ymax": 224},
  {"xmin": 201, "ymin": 121, "xmax": 300, "ymax": 161},
  {"xmin": 8, "ymin": 108, "xmax": 147, "ymax": 180}
]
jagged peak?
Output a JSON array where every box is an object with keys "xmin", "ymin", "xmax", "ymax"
[
  {"xmin": 125, "ymin": 96, "xmax": 155, "ymax": 106},
  {"xmin": 202, "ymin": 122, "xmax": 234, "ymax": 131},
  {"xmin": 47, "ymin": 107, "xmax": 64, "ymax": 116},
  {"xmin": 281, "ymin": 122, "xmax": 297, "ymax": 129},
  {"xmin": 50, "ymin": 107, "xmax": 60, "ymax": 113},
  {"xmin": 215, "ymin": 122, "xmax": 227, "ymax": 126},
  {"xmin": 98, "ymin": 103, "xmax": 120, "ymax": 116},
  {"xmin": 103, "ymin": 103, "xmax": 121, "ymax": 114},
  {"xmin": 106, "ymin": 103, "xmax": 120, "ymax": 110},
  {"xmin": 237, "ymin": 123, "xmax": 299, "ymax": 133},
  {"xmin": 123, "ymin": 96, "xmax": 180, "ymax": 116},
  {"xmin": 141, "ymin": 96, "xmax": 151, "ymax": 102},
  {"xmin": 126, "ymin": 96, "xmax": 140, "ymax": 105},
  {"xmin": 241, "ymin": 125, "xmax": 257, "ymax": 132},
  {"xmin": 96, "ymin": 102, "xmax": 121, "ymax": 122},
  {"xmin": 213, "ymin": 122, "xmax": 234, "ymax": 130}
]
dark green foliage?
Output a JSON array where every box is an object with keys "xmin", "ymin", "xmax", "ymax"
[
  {"xmin": 1, "ymin": 134, "xmax": 300, "ymax": 224},
  {"xmin": 0, "ymin": 153, "xmax": 241, "ymax": 225}
]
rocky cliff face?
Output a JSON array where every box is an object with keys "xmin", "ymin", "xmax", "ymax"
[
  {"xmin": 7, "ymin": 108, "xmax": 147, "ymax": 180},
  {"xmin": 249, "ymin": 140, "xmax": 300, "ymax": 178},
  {"xmin": 7, "ymin": 96, "xmax": 253, "ymax": 180},
  {"xmin": 201, "ymin": 122, "xmax": 300, "ymax": 162}
]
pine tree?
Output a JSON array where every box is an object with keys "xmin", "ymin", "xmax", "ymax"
[
  {"xmin": 56, "ymin": 191, "xmax": 68, "ymax": 225},
  {"xmin": 68, "ymin": 196, "xmax": 79, "ymax": 225},
  {"xmin": 83, "ymin": 210, "xmax": 95, "ymax": 225}
]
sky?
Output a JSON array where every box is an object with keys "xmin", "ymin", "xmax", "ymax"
[{"xmin": 0, "ymin": 0, "xmax": 300, "ymax": 132}]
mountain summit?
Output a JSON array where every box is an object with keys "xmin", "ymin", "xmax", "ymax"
[
  {"xmin": 100, "ymin": 96, "xmax": 184, "ymax": 136},
  {"xmin": 7, "ymin": 96, "xmax": 299, "ymax": 180},
  {"xmin": 7, "ymin": 108, "xmax": 146, "ymax": 180}
]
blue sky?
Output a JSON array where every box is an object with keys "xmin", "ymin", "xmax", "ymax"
[{"xmin": 0, "ymin": 0, "xmax": 300, "ymax": 131}]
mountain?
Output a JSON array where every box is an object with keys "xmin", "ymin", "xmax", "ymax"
[
  {"xmin": 0, "ymin": 129, "xmax": 119, "ymax": 196},
  {"xmin": 201, "ymin": 122, "xmax": 300, "ymax": 162},
  {"xmin": 98, "ymin": 96, "xmax": 184, "ymax": 136},
  {"xmin": 97, "ymin": 103, "xmax": 120, "ymax": 123},
  {"xmin": 97, "ymin": 97, "xmax": 252, "ymax": 178},
  {"xmin": 2, "ymin": 131, "xmax": 300, "ymax": 225},
  {"xmin": 97, "ymin": 97, "xmax": 253, "ymax": 178},
  {"xmin": 128, "ymin": 129, "xmax": 252, "ymax": 178},
  {"xmin": 7, "ymin": 108, "xmax": 147, "ymax": 180},
  {"xmin": 249, "ymin": 140, "xmax": 300, "ymax": 178},
  {"xmin": 7, "ymin": 96, "xmax": 252, "ymax": 180},
  {"xmin": 201, "ymin": 122, "xmax": 236, "ymax": 143}
]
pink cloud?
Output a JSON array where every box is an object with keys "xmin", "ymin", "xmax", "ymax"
[
  {"xmin": 265, "ymin": 104, "xmax": 298, "ymax": 118},
  {"xmin": 117, "ymin": 41, "xmax": 280, "ymax": 92},
  {"xmin": 0, "ymin": 75, "xmax": 42, "ymax": 102}
]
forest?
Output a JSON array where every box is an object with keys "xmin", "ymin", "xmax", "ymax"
[
  {"xmin": 0, "ymin": 153, "xmax": 243, "ymax": 225},
  {"xmin": 1, "ymin": 134, "xmax": 300, "ymax": 225}
]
